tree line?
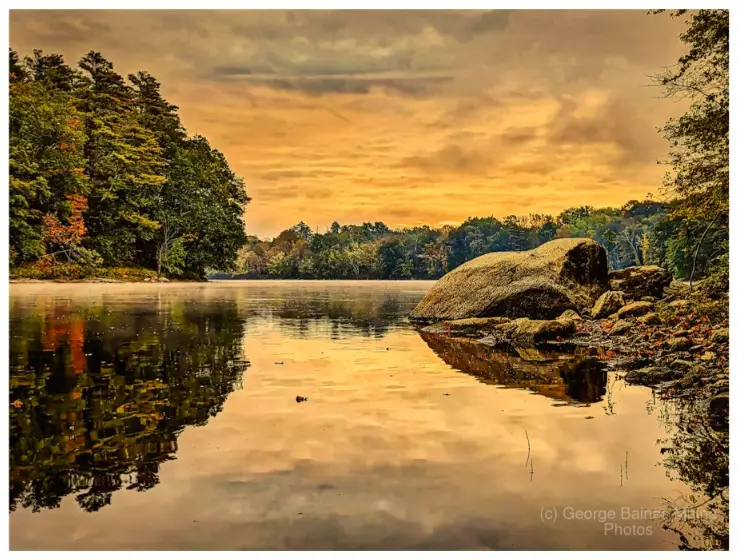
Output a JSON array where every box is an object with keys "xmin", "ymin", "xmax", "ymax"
[
  {"xmin": 219, "ymin": 199, "xmax": 726, "ymax": 281},
  {"xmin": 8, "ymin": 10, "xmax": 727, "ymax": 289},
  {"xmin": 223, "ymin": 10, "xmax": 728, "ymax": 289},
  {"xmin": 9, "ymin": 48, "xmax": 250, "ymax": 280}
]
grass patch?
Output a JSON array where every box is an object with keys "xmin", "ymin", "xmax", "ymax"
[{"xmin": 10, "ymin": 263, "xmax": 158, "ymax": 281}]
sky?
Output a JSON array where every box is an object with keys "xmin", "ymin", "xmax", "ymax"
[{"xmin": 10, "ymin": 10, "xmax": 688, "ymax": 238}]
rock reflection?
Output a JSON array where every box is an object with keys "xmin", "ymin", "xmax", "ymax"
[
  {"xmin": 9, "ymin": 299, "xmax": 248, "ymax": 513},
  {"xmin": 418, "ymin": 331, "xmax": 607, "ymax": 404}
]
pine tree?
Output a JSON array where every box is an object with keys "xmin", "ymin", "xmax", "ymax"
[{"xmin": 77, "ymin": 51, "xmax": 166, "ymax": 264}]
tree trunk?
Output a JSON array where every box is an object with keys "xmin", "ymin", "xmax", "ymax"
[{"xmin": 689, "ymin": 213, "xmax": 720, "ymax": 295}]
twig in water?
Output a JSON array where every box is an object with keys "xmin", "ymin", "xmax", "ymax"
[
  {"xmin": 625, "ymin": 451, "xmax": 629, "ymax": 480},
  {"xmin": 525, "ymin": 430, "xmax": 531, "ymax": 467},
  {"xmin": 620, "ymin": 464, "xmax": 623, "ymax": 487},
  {"xmin": 530, "ymin": 458, "xmax": 534, "ymax": 482}
]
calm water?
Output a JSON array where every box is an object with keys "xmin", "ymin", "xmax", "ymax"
[{"xmin": 9, "ymin": 281, "xmax": 691, "ymax": 550}]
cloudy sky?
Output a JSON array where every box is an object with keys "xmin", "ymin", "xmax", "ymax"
[{"xmin": 10, "ymin": 10, "xmax": 687, "ymax": 238}]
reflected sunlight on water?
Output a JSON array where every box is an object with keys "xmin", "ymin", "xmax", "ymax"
[{"xmin": 10, "ymin": 281, "xmax": 689, "ymax": 550}]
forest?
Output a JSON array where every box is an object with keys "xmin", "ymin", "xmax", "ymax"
[
  {"xmin": 220, "ymin": 198, "xmax": 727, "ymax": 281},
  {"xmin": 9, "ymin": 9, "xmax": 728, "ymax": 288},
  {"xmin": 9, "ymin": 48, "xmax": 250, "ymax": 280}
]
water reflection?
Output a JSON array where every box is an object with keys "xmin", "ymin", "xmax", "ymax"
[
  {"xmin": 235, "ymin": 281, "xmax": 422, "ymax": 339},
  {"xmin": 418, "ymin": 332, "xmax": 607, "ymax": 404},
  {"xmin": 9, "ymin": 297, "xmax": 247, "ymax": 513},
  {"xmin": 8, "ymin": 282, "xmax": 719, "ymax": 551},
  {"xmin": 658, "ymin": 399, "xmax": 729, "ymax": 550}
]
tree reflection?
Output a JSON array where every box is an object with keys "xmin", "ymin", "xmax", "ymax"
[
  {"xmin": 9, "ymin": 299, "xmax": 248, "ymax": 513},
  {"xmin": 418, "ymin": 331, "xmax": 607, "ymax": 404},
  {"xmin": 658, "ymin": 398, "xmax": 729, "ymax": 550}
]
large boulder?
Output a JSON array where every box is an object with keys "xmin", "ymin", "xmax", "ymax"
[
  {"xmin": 409, "ymin": 238, "xmax": 609, "ymax": 323},
  {"xmin": 609, "ymin": 265, "xmax": 672, "ymax": 300}
]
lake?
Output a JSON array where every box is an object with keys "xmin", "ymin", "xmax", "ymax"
[{"xmin": 9, "ymin": 280, "xmax": 692, "ymax": 550}]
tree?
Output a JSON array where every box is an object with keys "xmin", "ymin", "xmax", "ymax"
[
  {"xmin": 9, "ymin": 48, "xmax": 251, "ymax": 278},
  {"xmin": 24, "ymin": 49, "xmax": 79, "ymax": 91},
  {"xmin": 162, "ymin": 136, "xmax": 249, "ymax": 277},
  {"xmin": 291, "ymin": 221, "xmax": 314, "ymax": 241},
  {"xmin": 77, "ymin": 51, "xmax": 167, "ymax": 264},
  {"xmin": 9, "ymin": 58, "xmax": 89, "ymax": 264},
  {"xmin": 653, "ymin": 10, "xmax": 729, "ymax": 283},
  {"xmin": 40, "ymin": 194, "xmax": 99, "ymax": 266}
]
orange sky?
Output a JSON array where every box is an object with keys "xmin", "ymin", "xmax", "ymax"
[{"xmin": 10, "ymin": 10, "xmax": 687, "ymax": 238}]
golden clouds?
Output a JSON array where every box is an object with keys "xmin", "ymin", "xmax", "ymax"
[{"xmin": 10, "ymin": 10, "xmax": 687, "ymax": 236}]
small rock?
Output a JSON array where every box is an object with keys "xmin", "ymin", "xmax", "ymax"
[
  {"xmin": 711, "ymin": 328, "xmax": 728, "ymax": 343},
  {"xmin": 275, "ymin": 361, "xmax": 284, "ymax": 365},
  {"xmin": 616, "ymin": 301, "xmax": 654, "ymax": 319},
  {"xmin": 638, "ymin": 312, "xmax": 661, "ymax": 325},
  {"xmin": 667, "ymin": 299, "xmax": 690, "ymax": 309},
  {"xmin": 507, "ymin": 317, "xmax": 576, "ymax": 347},
  {"xmin": 671, "ymin": 359, "xmax": 694, "ymax": 370},
  {"xmin": 558, "ymin": 309, "xmax": 582, "ymax": 322},
  {"xmin": 640, "ymin": 296, "xmax": 658, "ymax": 303},
  {"xmin": 699, "ymin": 351, "xmax": 716, "ymax": 361},
  {"xmin": 591, "ymin": 291, "xmax": 626, "ymax": 319},
  {"xmin": 157, "ymin": 277, "xmax": 170, "ymax": 283},
  {"xmin": 422, "ymin": 317, "xmax": 510, "ymax": 337},
  {"xmin": 666, "ymin": 337, "xmax": 692, "ymax": 351},
  {"xmin": 609, "ymin": 319, "xmax": 633, "ymax": 336},
  {"xmin": 296, "ymin": 396, "xmax": 308, "ymax": 403}
]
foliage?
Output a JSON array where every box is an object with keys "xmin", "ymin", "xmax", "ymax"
[
  {"xmin": 653, "ymin": 9, "xmax": 729, "ymax": 282},
  {"xmin": 225, "ymin": 199, "xmax": 713, "ymax": 280},
  {"xmin": 8, "ymin": 48, "xmax": 250, "ymax": 278},
  {"xmin": 9, "ymin": 298, "xmax": 247, "ymax": 512}
]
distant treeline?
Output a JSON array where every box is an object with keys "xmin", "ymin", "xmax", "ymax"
[
  {"xmin": 9, "ymin": 48, "xmax": 250, "ymax": 279},
  {"xmin": 217, "ymin": 199, "xmax": 726, "ymax": 281}
]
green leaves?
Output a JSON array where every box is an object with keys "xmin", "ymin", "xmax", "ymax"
[
  {"xmin": 9, "ymin": 48, "xmax": 251, "ymax": 278},
  {"xmin": 654, "ymin": 10, "xmax": 729, "ymax": 223}
]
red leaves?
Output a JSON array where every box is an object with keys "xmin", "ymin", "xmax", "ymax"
[{"xmin": 42, "ymin": 195, "xmax": 88, "ymax": 249}]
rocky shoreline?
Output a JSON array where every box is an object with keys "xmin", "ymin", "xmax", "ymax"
[
  {"xmin": 417, "ymin": 278, "xmax": 728, "ymax": 428},
  {"xmin": 409, "ymin": 238, "xmax": 728, "ymax": 435}
]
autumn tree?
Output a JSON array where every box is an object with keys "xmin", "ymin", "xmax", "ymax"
[{"xmin": 9, "ymin": 50, "xmax": 89, "ymax": 264}]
